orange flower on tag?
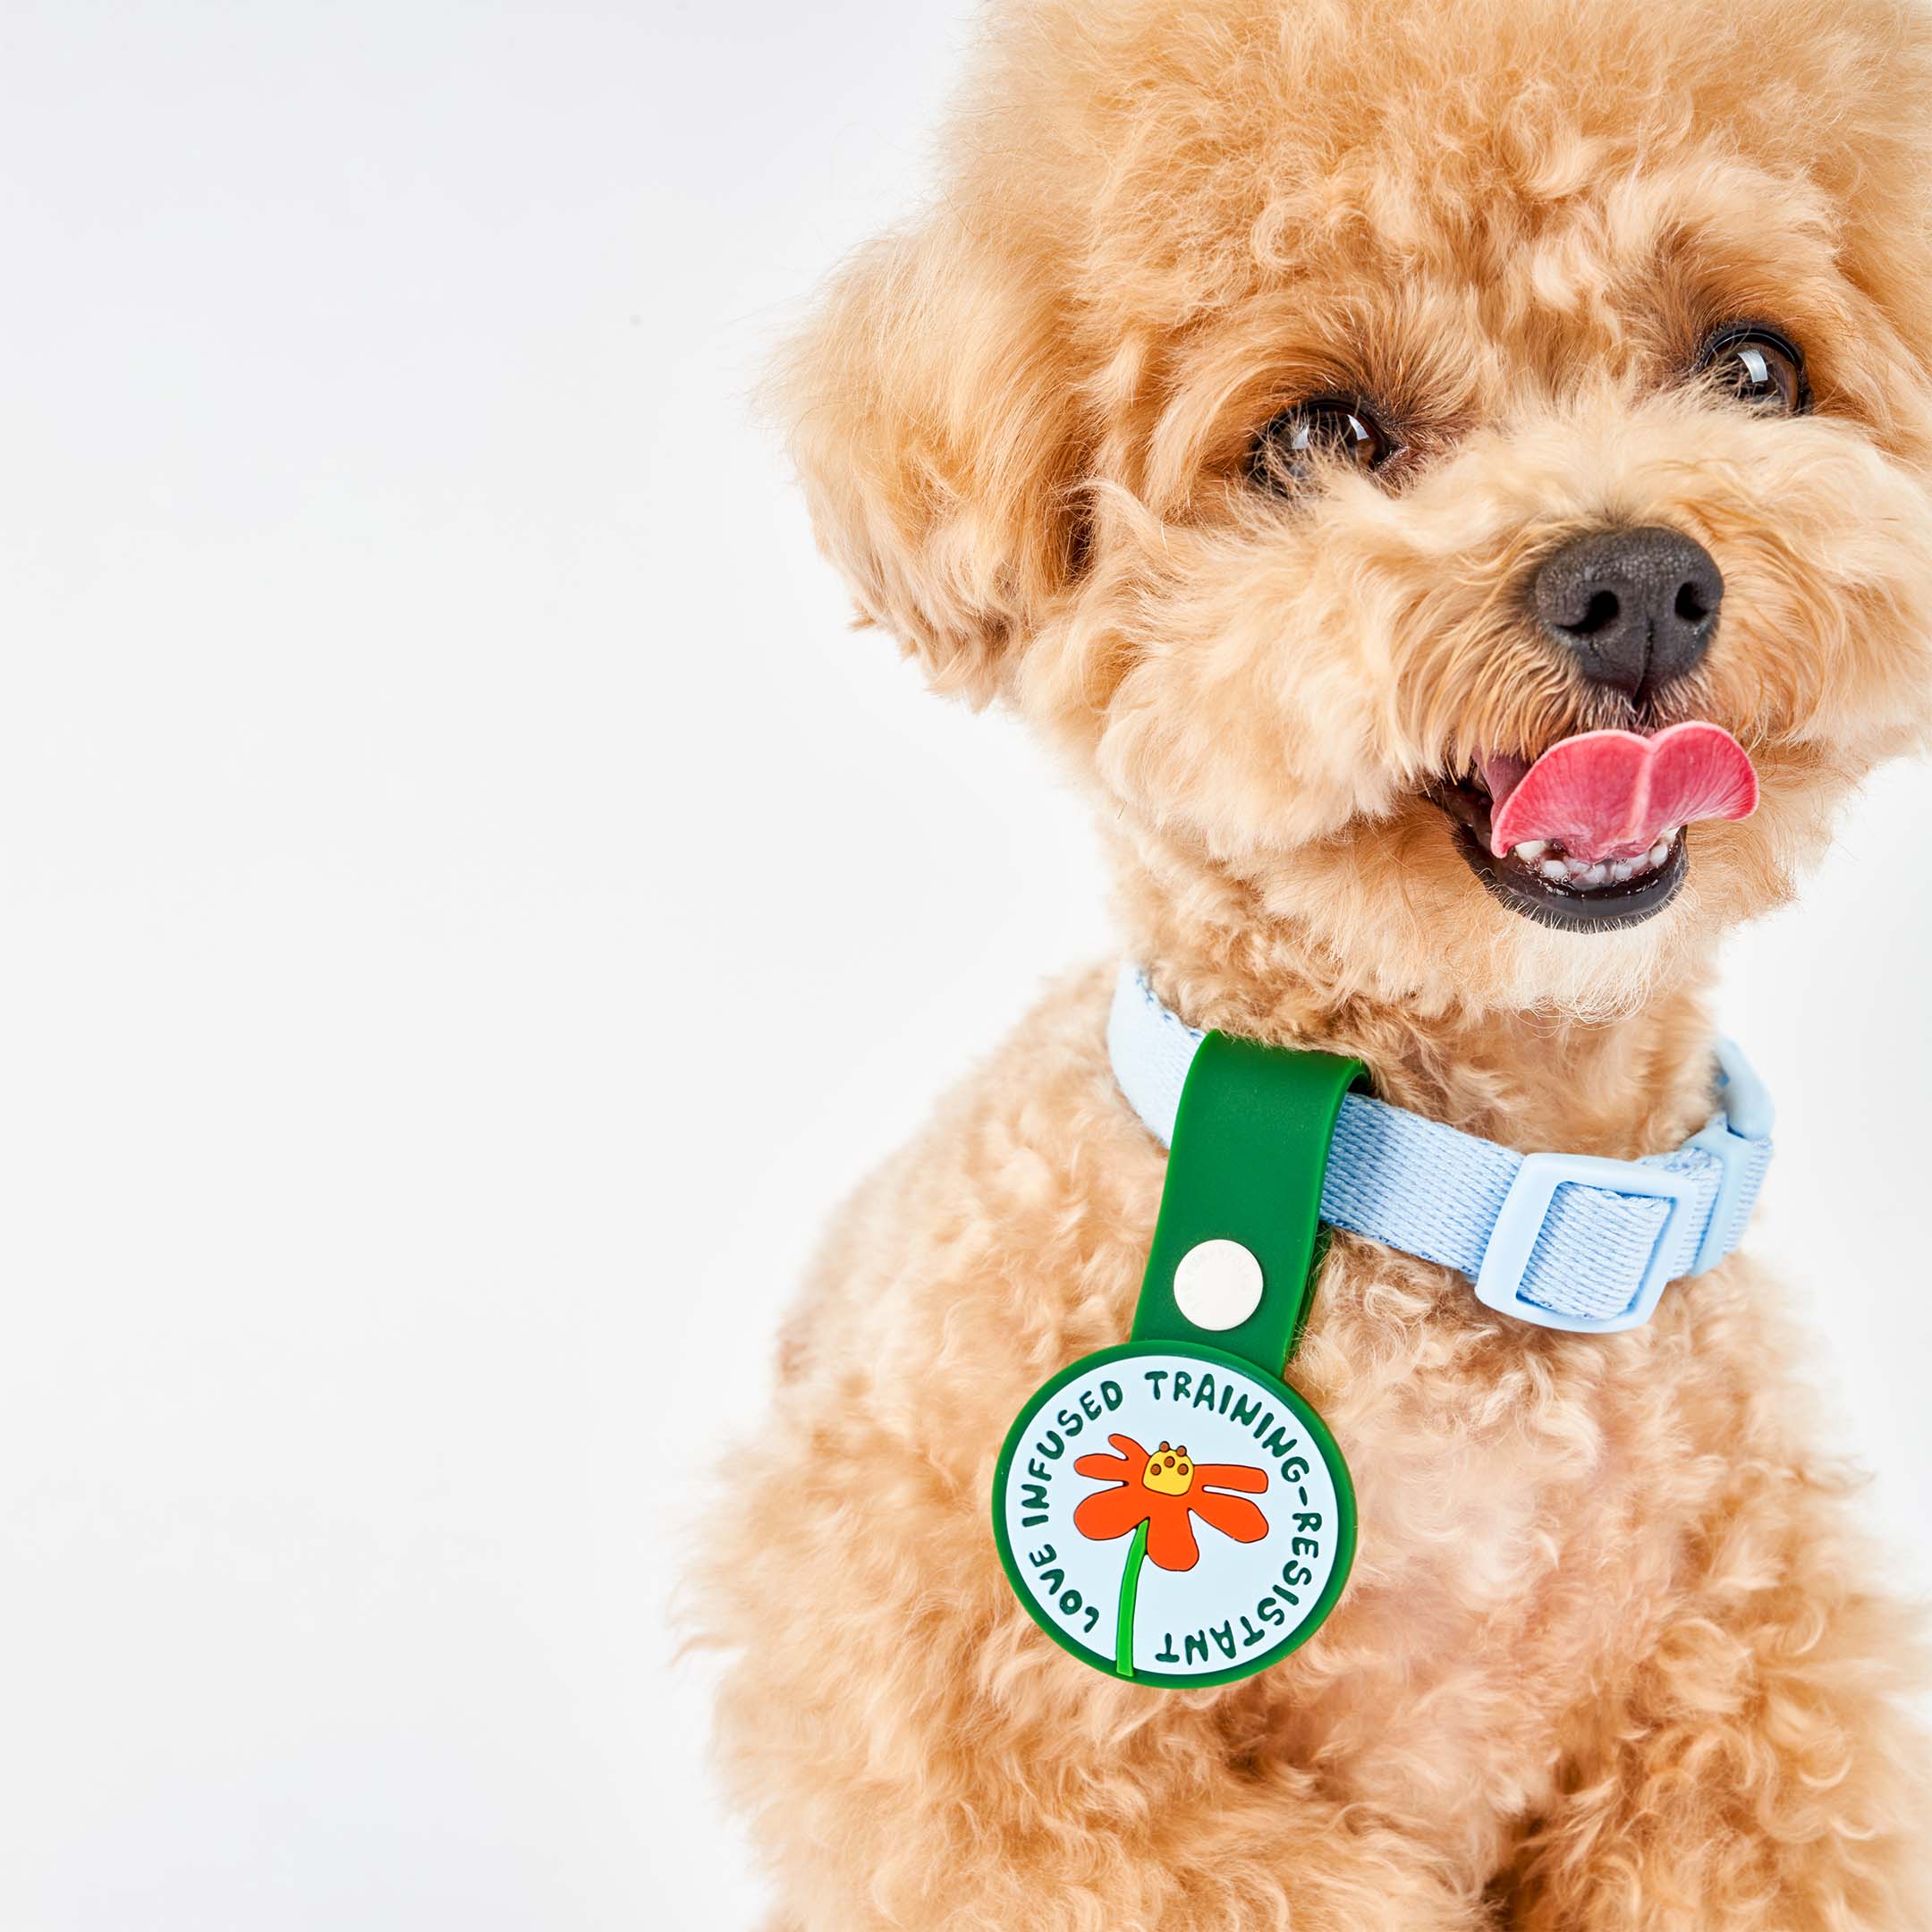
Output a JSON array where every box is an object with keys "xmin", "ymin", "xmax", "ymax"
[{"xmin": 1072, "ymin": 1433, "xmax": 1269, "ymax": 1572}]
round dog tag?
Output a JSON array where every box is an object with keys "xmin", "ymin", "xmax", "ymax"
[
  {"xmin": 991, "ymin": 1028, "xmax": 1366, "ymax": 1686},
  {"xmin": 993, "ymin": 1340, "xmax": 1354, "ymax": 1684}
]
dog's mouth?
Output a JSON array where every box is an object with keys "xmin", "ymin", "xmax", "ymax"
[
  {"xmin": 1427, "ymin": 721, "xmax": 1759, "ymax": 932},
  {"xmin": 1431, "ymin": 773, "xmax": 1692, "ymax": 928}
]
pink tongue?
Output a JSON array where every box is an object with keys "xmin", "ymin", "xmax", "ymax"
[{"xmin": 1487, "ymin": 721, "xmax": 1758, "ymax": 864}]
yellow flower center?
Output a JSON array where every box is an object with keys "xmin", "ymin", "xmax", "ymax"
[{"xmin": 1141, "ymin": 1441, "xmax": 1192, "ymax": 1497}]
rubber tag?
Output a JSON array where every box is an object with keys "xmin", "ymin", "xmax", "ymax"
[{"xmin": 991, "ymin": 1033, "xmax": 1364, "ymax": 1685}]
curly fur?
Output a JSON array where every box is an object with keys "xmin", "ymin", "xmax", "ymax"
[{"xmin": 697, "ymin": 0, "xmax": 1932, "ymax": 1924}]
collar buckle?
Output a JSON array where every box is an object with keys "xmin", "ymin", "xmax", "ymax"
[
  {"xmin": 1684, "ymin": 1037, "xmax": 1775, "ymax": 1275},
  {"xmin": 1473, "ymin": 1154, "xmax": 1699, "ymax": 1335}
]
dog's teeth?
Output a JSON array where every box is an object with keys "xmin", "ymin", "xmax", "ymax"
[{"xmin": 1527, "ymin": 835, "xmax": 1675, "ymax": 894}]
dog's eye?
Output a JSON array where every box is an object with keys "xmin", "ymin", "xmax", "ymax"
[
  {"xmin": 1250, "ymin": 397, "xmax": 1392, "ymax": 491},
  {"xmin": 1698, "ymin": 326, "xmax": 1808, "ymax": 414}
]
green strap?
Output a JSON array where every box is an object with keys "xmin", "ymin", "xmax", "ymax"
[{"xmin": 1130, "ymin": 1031, "xmax": 1366, "ymax": 1373}]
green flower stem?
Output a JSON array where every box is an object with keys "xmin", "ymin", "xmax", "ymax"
[{"xmin": 1114, "ymin": 1520, "xmax": 1150, "ymax": 1680}]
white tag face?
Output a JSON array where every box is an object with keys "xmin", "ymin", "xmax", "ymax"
[{"xmin": 993, "ymin": 1342, "xmax": 1354, "ymax": 1686}]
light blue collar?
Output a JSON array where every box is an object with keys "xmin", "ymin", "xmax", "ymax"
[{"xmin": 1107, "ymin": 964, "xmax": 1774, "ymax": 1334}]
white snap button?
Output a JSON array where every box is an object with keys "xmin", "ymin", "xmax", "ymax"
[{"xmin": 1172, "ymin": 1239, "xmax": 1264, "ymax": 1330}]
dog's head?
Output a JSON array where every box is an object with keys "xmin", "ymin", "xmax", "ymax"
[{"xmin": 781, "ymin": 0, "xmax": 1932, "ymax": 1014}]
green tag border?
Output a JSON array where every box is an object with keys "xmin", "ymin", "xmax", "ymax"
[{"xmin": 991, "ymin": 1337, "xmax": 1359, "ymax": 1689}]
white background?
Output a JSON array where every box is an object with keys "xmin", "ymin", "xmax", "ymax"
[{"xmin": 1, "ymin": 4, "xmax": 1927, "ymax": 1928}]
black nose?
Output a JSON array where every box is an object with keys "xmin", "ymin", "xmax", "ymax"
[{"xmin": 1532, "ymin": 525, "xmax": 1723, "ymax": 702}]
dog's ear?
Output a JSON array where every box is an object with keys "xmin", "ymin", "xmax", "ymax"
[{"xmin": 775, "ymin": 216, "xmax": 1086, "ymax": 707}]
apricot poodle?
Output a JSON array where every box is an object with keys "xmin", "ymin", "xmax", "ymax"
[{"xmin": 699, "ymin": 0, "xmax": 1932, "ymax": 1924}]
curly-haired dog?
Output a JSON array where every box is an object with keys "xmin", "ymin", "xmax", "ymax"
[{"xmin": 699, "ymin": 0, "xmax": 1932, "ymax": 1924}]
